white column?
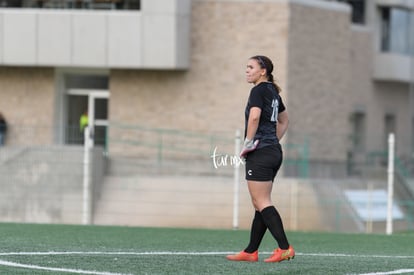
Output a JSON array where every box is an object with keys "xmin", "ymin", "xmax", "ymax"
[
  {"xmin": 233, "ymin": 130, "xmax": 241, "ymax": 229},
  {"xmin": 82, "ymin": 126, "xmax": 92, "ymax": 225},
  {"xmin": 386, "ymin": 133, "xmax": 395, "ymax": 235}
]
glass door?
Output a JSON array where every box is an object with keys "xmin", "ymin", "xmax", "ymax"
[
  {"xmin": 88, "ymin": 91, "xmax": 109, "ymax": 147},
  {"xmin": 67, "ymin": 89, "xmax": 109, "ymax": 147}
]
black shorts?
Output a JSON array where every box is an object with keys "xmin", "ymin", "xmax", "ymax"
[{"xmin": 245, "ymin": 144, "xmax": 283, "ymax": 182}]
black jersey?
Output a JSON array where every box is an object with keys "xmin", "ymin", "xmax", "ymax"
[{"xmin": 244, "ymin": 82, "xmax": 286, "ymax": 149}]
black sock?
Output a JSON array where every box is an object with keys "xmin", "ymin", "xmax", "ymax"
[
  {"xmin": 244, "ymin": 211, "xmax": 267, "ymax": 253},
  {"xmin": 261, "ymin": 206, "xmax": 289, "ymax": 249}
]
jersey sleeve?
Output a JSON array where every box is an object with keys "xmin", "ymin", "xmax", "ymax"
[
  {"xmin": 249, "ymin": 86, "xmax": 264, "ymax": 109},
  {"xmin": 278, "ymin": 95, "xmax": 286, "ymax": 113}
]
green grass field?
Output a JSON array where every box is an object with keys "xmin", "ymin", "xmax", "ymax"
[{"xmin": 0, "ymin": 223, "xmax": 413, "ymax": 275}]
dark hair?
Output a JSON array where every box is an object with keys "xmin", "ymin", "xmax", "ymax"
[{"xmin": 251, "ymin": 55, "xmax": 281, "ymax": 93}]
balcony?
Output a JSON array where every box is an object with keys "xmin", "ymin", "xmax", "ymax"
[
  {"xmin": 374, "ymin": 5, "xmax": 413, "ymax": 82},
  {"xmin": 0, "ymin": 0, "xmax": 191, "ymax": 69},
  {"xmin": 373, "ymin": 53, "xmax": 413, "ymax": 82}
]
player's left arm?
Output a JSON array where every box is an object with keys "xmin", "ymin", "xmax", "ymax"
[{"xmin": 276, "ymin": 110, "xmax": 289, "ymax": 140}]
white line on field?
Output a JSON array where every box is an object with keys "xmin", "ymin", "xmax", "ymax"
[
  {"xmin": 0, "ymin": 259, "xmax": 132, "ymax": 275},
  {"xmin": 297, "ymin": 252, "xmax": 414, "ymax": 259},
  {"xmin": 349, "ymin": 269, "xmax": 414, "ymax": 275},
  {"xmin": 0, "ymin": 251, "xmax": 413, "ymax": 259},
  {"xmin": 1, "ymin": 251, "xmax": 413, "ymax": 275}
]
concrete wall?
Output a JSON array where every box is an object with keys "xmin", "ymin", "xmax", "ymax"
[
  {"xmin": 0, "ymin": 146, "xmax": 105, "ymax": 224},
  {"xmin": 0, "ymin": 146, "xmax": 83, "ymax": 223},
  {"xmin": 287, "ymin": 1, "xmax": 352, "ymax": 164},
  {"xmin": 93, "ymin": 175, "xmax": 323, "ymax": 231},
  {"xmin": 0, "ymin": 67, "xmax": 55, "ymax": 145}
]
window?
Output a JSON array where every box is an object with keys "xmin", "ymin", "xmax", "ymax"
[
  {"xmin": 350, "ymin": 112, "xmax": 366, "ymax": 152},
  {"xmin": 384, "ymin": 113, "xmax": 396, "ymax": 148},
  {"xmin": 337, "ymin": 0, "xmax": 365, "ymax": 24},
  {"xmin": 380, "ymin": 6, "xmax": 413, "ymax": 55},
  {"xmin": 0, "ymin": 0, "xmax": 140, "ymax": 10}
]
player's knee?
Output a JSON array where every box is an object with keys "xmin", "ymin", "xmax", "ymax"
[{"xmin": 251, "ymin": 199, "xmax": 271, "ymax": 212}]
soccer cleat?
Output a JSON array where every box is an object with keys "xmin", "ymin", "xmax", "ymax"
[
  {"xmin": 226, "ymin": 250, "xmax": 258, "ymax": 262},
  {"xmin": 264, "ymin": 245, "xmax": 295, "ymax": 263}
]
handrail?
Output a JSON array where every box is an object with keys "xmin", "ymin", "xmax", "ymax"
[
  {"xmin": 367, "ymin": 150, "xmax": 412, "ymax": 178},
  {"xmin": 107, "ymin": 122, "xmax": 310, "ymax": 177},
  {"xmin": 107, "ymin": 122, "xmax": 234, "ymax": 164},
  {"xmin": 284, "ymin": 138, "xmax": 309, "ymax": 178}
]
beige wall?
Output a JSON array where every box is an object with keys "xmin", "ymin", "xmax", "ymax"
[
  {"xmin": 348, "ymin": 26, "xmax": 374, "ymax": 162},
  {"xmin": 0, "ymin": 67, "xmax": 55, "ymax": 145},
  {"xmin": 109, "ymin": 0, "xmax": 289, "ymax": 137},
  {"xmin": 370, "ymin": 82, "xmax": 412, "ymax": 155},
  {"xmin": 287, "ymin": 2, "xmax": 352, "ymax": 162}
]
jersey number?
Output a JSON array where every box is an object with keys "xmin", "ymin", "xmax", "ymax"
[{"xmin": 271, "ymin": 99, "xmax": 278, "ymax": 122}]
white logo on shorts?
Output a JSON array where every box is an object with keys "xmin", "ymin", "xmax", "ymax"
[{"xmin": 248, "ymin": 170, "xmax": 253, "ymax": 176}]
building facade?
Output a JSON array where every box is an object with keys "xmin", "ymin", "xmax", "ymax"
[{"xmin": 0, "ymin": 0, "xmax": 413, "ymax": 177}]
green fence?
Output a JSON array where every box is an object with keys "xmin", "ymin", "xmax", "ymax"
[
  {"xmin": 107, "ymin": 122, "xmax": 310, "ymax": 177},
  {"xmin": 283, "ymin": 138, "xmax": 310, "ymax": 178}
]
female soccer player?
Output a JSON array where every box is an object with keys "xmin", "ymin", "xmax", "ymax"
[{"xmin": 226, "ymin": 55, "xmax": 294, "ymax": 263}]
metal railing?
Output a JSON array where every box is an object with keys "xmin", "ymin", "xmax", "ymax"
[{"xmin": 106, "ymin": 122, "xmax": 310, "ymax": 177}]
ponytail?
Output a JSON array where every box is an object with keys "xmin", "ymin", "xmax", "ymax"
[
  {"xmin": 267, "ymin": 73, "xmax": 281, "ymax": 94},
  {"xmin": 251, "ymin": 55, "xmax": 282, "ymax": 94}
]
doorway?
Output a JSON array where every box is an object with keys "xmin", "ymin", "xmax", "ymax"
[{"xmin": 66, "ymin": 89, "xmax": 109, "ymax": 147}]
